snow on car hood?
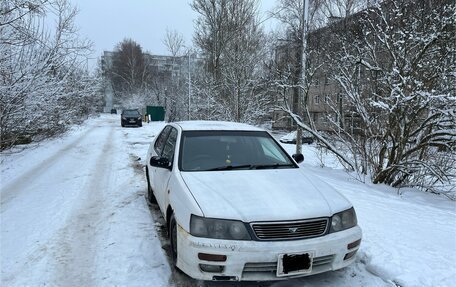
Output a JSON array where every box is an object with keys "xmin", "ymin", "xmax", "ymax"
[{"xmin": 180, "ymin": 168, "xmax": 352, "ymax": 222}]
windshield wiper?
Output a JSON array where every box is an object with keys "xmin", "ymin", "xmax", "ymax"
[
  {"xmin": 249, "ymin": 163, "xmax": 295, "ymax": 170},
  {"xmin": 207, "ymin": 163, "xmax": 295, "ymax": 171},
  {"xmin": 207, "ymin": 164, "xmax": 253, "ymax": 171}
]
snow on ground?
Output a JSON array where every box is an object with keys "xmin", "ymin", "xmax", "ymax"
[
  {"xmin": 1, "ymin": 115, "xmax": 455, "ymax": 287},
  {"xmin": 279, "ymin": 143, "xmax": 456, "ymax": 287}
]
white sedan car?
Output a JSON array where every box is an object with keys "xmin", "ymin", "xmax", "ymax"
[{"xmin": 145, "ymin": 121, "xmax": 362, "ymax": 282}]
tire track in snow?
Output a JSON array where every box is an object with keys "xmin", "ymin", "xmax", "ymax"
[
  {"xmin": 51, "ymin": 125, "xmax": 115, "ymax": 287},
  {"xmin": 0, "ymin": 125, "xmax": 97, "ymax": 206}
]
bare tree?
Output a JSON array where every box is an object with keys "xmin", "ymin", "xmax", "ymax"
[
  {"xmin": 320, "ymin": 0, "xmax": 366, "ymax": 19},
  {"xmin": 191, "ymin": 0, "xmax": 271, "ymax": 123},
  {"xmin": 272, "ymin": 0, "xmax": 328, "ymax": 31},
  {"xmin": 162, "ymin": 28, "xmax": 187, "ymax": 121},
  {"xmin": 163, "ymin": 28, "xmax": 185, "ymax": 57},
  {"xmin": 192, "ymin": 0, "xmax": 230, "ymax": 80},
  {"xmin": 109, "ymin": 38, "xmax": 148, "ymax": 97}
]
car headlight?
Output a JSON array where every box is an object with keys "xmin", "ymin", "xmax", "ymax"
[
  {"xmin": 122, "ymin": 117, "xmax": 126, "ymax": 120},
  {"xmin": 190, "ymin": 215, "xmax": 251, "ymax": 240},
  {"xmin": 137, "ymin": 117, "xmax": 142, "ymax": 120},
  {"xmin": 330, "ymin": 207, "xmax": 357, "ymax": 233}
]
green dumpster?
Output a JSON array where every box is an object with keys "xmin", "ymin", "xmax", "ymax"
[{"xmin": 146, "ymin": 106, "xmax": 165, "ymax": 121}]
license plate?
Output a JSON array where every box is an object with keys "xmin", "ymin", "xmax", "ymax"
[
  {"xmin": 129, "ymin": 120, "xmax": 136, "ymax": 123},
  {"xmin": 277, "ymin": 252, "xmax": 313, "ymax": 277}
]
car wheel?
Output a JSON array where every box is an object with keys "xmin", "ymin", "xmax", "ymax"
[
  {"xmin": 169, "ymin": 213, "xmax": 178, "ymax": 266},
  {"xmin": 145, "ymin": 167, "xmax": 157, "ymax": 205}
]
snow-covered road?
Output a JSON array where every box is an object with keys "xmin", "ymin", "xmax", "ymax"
[
  {"xmin": 1, "ymin": 115, "xmax": 171, "ymax": 286},
  {"xmin": 1, "ymin": 114, "xmax": 455, "ymax": 287}
]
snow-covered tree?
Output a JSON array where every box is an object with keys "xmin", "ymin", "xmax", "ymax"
[
  {"xmin": 269, "ymin": 0, "xmax": 455, "ymax": 194},
  {"xmin": 0, "ymin": 0, "xmax": 102, "ymax": 150},
  {"xmin": 322, "ymin": 0, "xmax": 456, "ymax": 193}
]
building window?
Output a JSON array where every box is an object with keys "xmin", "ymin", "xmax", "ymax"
[
  {"xmin": 315, "ymin": 95, "xmax": 320, "ymax": 105},
  {"xmin": 322, "ymin": 114, "xmax": 329, "ymax": 123},
  {"xmin": 337, "ymin": 94, "xmax": 343, "ymax": 105},
  {"xmin": 324, "ymin": 75, "xmax": 329, "ymax": 85},
  {"xmin": 325, "ymin": 95, "xmax": 330, "ymax": 104}
]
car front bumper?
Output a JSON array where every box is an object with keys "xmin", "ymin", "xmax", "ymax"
[{"xmin": 176, "ymin": 225, "xmax": 362, "ymax": 281}]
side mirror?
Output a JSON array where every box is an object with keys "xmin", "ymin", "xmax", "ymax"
[
  {"xmin": 292, "ymin": 153, "xmax": 304, "ymax": 163},
  {"xmin": 150, "ymin": 156, "xmax": 171, "ymax": 170}
]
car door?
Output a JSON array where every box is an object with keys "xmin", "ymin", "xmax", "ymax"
[
  {"xmin": 153, "ymin": 127, "xmax": 178, "ymax": 210},
  {"xmin": 148, "ymin": 126, "xmax": 171, "ymax": 209}
]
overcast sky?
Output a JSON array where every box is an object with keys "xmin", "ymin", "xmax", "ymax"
[{"xmin": 71, "ymin": 0, "xmax": 278, "ymax": 70}]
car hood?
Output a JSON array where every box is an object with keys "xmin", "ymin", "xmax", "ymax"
[{"xmin": 180, "ymin": 168, "xmax": 351, "ymax": 222}]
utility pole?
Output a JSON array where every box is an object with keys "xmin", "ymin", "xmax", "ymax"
[
  {"xmin": 188, "ymin": 51, "xmax": 191, "ymax": 120},
  {"xmin": 296, "ymin": 0, "xmax": 309, "ymax": 155}
]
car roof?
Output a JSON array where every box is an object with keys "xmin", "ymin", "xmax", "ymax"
[{"xmin": 174, "ymin": 121, "xmax": 264, "ymax": 132}]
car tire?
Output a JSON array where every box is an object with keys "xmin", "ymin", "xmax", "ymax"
[
  {"xmin": 169, "ymin": 213, "xmax": 178, "ymax": 266},
  {"xmin": 146, "ymin": 167, "xmax": 157, "ymax": 205}
]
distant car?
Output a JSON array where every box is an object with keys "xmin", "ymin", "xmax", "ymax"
[
  {"xmin": 111, "ymin": 108, "xmax": 117, "ymax": 114},
  {"xmin": 280, "ymin": 130, "xmax": 314, "ymax": 144},
  {"xmin": 121, "ymin": 109, "xmax": 142, "ymax": 127},
  {"xmin": 145, "ymin": 121, "xmax": 362, "ymax": 282}
]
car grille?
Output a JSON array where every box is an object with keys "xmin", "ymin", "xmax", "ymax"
[
  {"xmin": 251, "ymin": 218, "xmax": 328, "ymax": 240},
  {"xmin": 242, "ymin": 255, "xmax": 335, "ymax": 279}
]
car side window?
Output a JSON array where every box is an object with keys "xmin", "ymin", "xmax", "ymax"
[
  {"xmin": 161, "ymin": 128, "xmax": 178, "ymax": 162},
  {"xmin": 154, "ymin": 126, "xmax": 171, "ymax": 155}
]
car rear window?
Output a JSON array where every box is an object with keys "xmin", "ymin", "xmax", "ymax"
[{"xmin": 123, "ymin": 110, "xmax": 140, "ymax": 116}]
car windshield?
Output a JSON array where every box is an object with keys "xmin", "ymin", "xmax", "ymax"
[
  {"xmin": 123, "ymin": 110, "xmax": 140, "ymax": 117},
  {"xmin": 179, "ymin": 131, "xmax": 296, "ymax": 171}
]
